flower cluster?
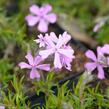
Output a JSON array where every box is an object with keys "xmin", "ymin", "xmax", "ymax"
[
  {"xmin": 19, "ymin": 32, "xmax": 75, "ymax": 79},
  {"xmin": 36, "ymin": 32, "xmax": 75, "ymax": 70},
  {"xmin": 85, "ymin": 44, "xmax": 109, "ymax": 79},
  {"xmin": 25, "ymin": 4, "xmax": 57, "ymax": 33},
  {"xmin": 19, "ymin": 4, "xmax": 109, "ymax": 80}
]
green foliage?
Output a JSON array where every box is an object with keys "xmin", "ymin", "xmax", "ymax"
[
  {"xmin": 96, "ymin": 24, "xmax": 109, "ymax": 43},
  {"xmin": 0, "ymin": 75, "xmax": 30, "ymax": 109},
  {"xmin": 0, "ymin": 0, "xmax": 109, "ymax": 108},
  {"xmin": 33, "ymin": 72, "xmax": 56, "ymax": 95},
  {"xmin": 0, "ymin": 59, "xmax": 13, "ymax": 81},
  {"xmin": 45, "ymin": 81, "xmax": 71, "ymax": 109},
  {"xmin": 43, "ymin": 73, "xmax": 109, "ymax": 109}
]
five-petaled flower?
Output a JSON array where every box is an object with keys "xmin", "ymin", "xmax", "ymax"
[
  {"xmin": 38, "ymin": 32, "xmax": 75, "ymax": 70},
  {"xmin": 34, "ymin": 34, "xmax": 47, "ymax": 48},
  {"xmin": 19, "ymin": 52, "xmax": 50, "ymax": 79},
  {"xmin": 85, "ymin": 47, "xmax": 109, "ymax": 79},
  {"xmin": 25, "ymin": 4, "xmax": 57, "ymax": 33}
]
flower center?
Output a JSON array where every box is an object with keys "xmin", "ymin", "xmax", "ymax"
[{"xmin": 40, "ymin": 38, "xmax": 45, "ymax": 42}]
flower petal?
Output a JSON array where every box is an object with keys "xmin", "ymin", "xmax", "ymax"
[
  {"xmin": 45, "ymin": 13, "xmax": 57, "ymax": 23},
  {"xmin": 38, "ymin": 19, "xmax": 48, "ymax": 32},
  {"xmin": 34, "ymin": 34, "xmax": 43, "ymax": 43},
  {"xmin": 85, "ymin": 62, "xmax": 97, "ymax": 72},
  {"xmin": 41, "ymin": 4, "xmax": 52, "ymax": 14},
  {"xmin": 58, "ymin": 49, "xmax": 74, "ymax": 58},
  {"xmin": 54, "ymin": 52, "xmax": 62, "ymax": 69},
  {"xmin": 29, "ymin": 5, "xmax": 40, "ymax": 15},
  {"xmin": 56, "ymin": 34, "xmax": 62, "ymax": 47},
  {"xmin": 34, "ymin": 39, "xmax": 40, "ymax": 43},
  {"xmin": 97, "ymin": 65, "xmax": 105, "ymax": 79},
  {"xmin": 40, "ymin": 43, "xmax": 45, "ymax": 48},
  {"xmin": 25, "ymin": 15, "xmax": 39, "ymax": 26},
  {"xmin": 57, "ymin": 32, "xmax": 71, "ymax": 48},
  {"xmin": 50, "ymin": 32, "xmax": 58, "ymax": 43},
  {"xmin": 85, "ymin": 50, "xmax": 97, "ymax": 61},
  {"xmin": 101, "ymin": 44, "xmax": 109, "ymax": 54},
  {"xmin": 0, "ymin": 106, "xmax": 5, "ymax": 109},
  {"xmin": 25, "ymin": 52, "xmax": 34, "ymax": 65},
  {"xmin": 45, "ymin": 34, "xmax": 55, "ymax": 48},
  {"xmin": 30, "ymin": 69, "xmax": 40, "ymax": 79},
  {"xmin": 97, "ymin": 46, "xmax": 103, "ymax": 56},
  {"xmin": 34, "ymin": 56, "xmax": 42, "ymax": 65},
  {"xmin": 63, "ymin": 58, "xmax": 72, "ymax": 70},
  {"xmin": 39, "ymin": 49, "xmax": 54, "ymax": 59},
  {"xmin": 61, "ymin": 54, "xmax": 73, "ymax": 71},
  {"xmin": 36, "ymin": 64, "xmax": 50, "ymax": 71},
  {"xmin": 18, "ymin": 62, "xmax": 31, "ymax": 69}
]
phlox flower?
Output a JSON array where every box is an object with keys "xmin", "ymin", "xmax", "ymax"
[
  {"xmin": 19, "ymin": 52, "xmax": 50, "ymax": 79},
  {"xmin": 25, "ymin": 4, "xmax": 57, "ymax": 33},
  {"xmin": 85, "ymin": 47, "xmax": 109, "ymax": 79},
  {"xmin": 34, "ymin": 32, "xmax": 59, "ymax": 48},
  {"xmin": 0, "ymin": 106, "xmax": 5, "ymax": 109},
  {"xmin": 38, "ymin": 32, "xmax": 75, "ymax": 70},
  {"xmin": 34, "ymin": 34, "xmax": 46, "ymax": 47}
]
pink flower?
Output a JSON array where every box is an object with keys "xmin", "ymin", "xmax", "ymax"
[
  {"xmin": 38, "ymin": 32, "xmax": 75, "ymax": 70},
  {"xmin": 34, "ymin": 34, "xmax": 46, "ymax": 47},
  {"xmin": 0, "ymin": 106, "xmax": 5, "ymax": 109},
  {"xmin": 25, "ymin": 4, "xmax": 57, "ymax": 33},
  {"xmin": 85, "ymin": 47, "xmax": 109, "ymax": 79},
  {"xmin": 34, "ymin": 32, "xmax": 58, "ymax": 48},
  {"xmin": 18, "ymin": 52, "xmax": 50, "ymax": 79}
]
